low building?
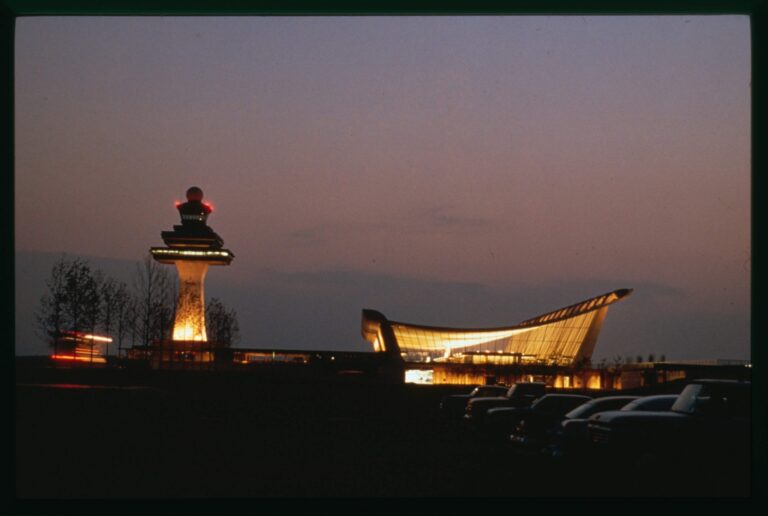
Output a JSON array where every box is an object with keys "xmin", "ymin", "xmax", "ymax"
[{"xmin": 50, "ymin": 330, "xmax": 111, "ymax": 365}]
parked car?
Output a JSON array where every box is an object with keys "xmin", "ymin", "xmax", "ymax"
[
  {"xmin": 587, "ymin": 380, "xmax": 750, "ymax": 468},
  {"xmin": 545, "ymin": 394, "xmax": 679, "ymax": 459},
  {"xmin": 511, "ymin": 395, "xmax": 639, "ymax": 454},
  {"xmin": 439, "ymin": 385, "xmax": 508, "ymax": 419},
  {"xmin": 478, "ymin": 393, "xmax": 590, "ymax": 441},
  {"xmin": 463, "ymin": 382, "xmax": 547, "ymax": 425},
  {"xmin": 500, "ymin": 394, "xmax": 594, "ymax": 447}
]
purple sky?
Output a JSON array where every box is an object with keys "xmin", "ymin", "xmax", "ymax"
[{"xmin": 14, "ymin": 16, "xmax": 751, "ymax": 361}]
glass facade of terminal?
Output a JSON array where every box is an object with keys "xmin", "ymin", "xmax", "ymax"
[{"xmin": 362, "ymin": 289, "xmax": 632, "ymax": 366}]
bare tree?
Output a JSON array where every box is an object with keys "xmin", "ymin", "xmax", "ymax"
[
  {"xmin": 100, "ymin": 276, "xmax": 119, "ymax": 356},
  {"xmin": 82, "ymin": 268, "xmax": 103, "ymax": 364},
  {"xmin": 36, "ymin": 256, "xmax": 116, "ymax": 360},
  {"xmin": 127, "ymin": 295, "xmax": 139, "ymax": 349},
  {"xmin": 206, "ymin": 297, "xmax": 240, "ymax": 348},
  {"xmin": 112, "ymin": 281, "xmax": 131, "ymax": 357},
  {"xmin": 133, "ymin": 255, "xmax": 174, "ymax": 345},
  {"xmin": 158, "ymin": 274, "xmax": 176, "ymax": 342},
  {"xmin": 62, "ymin": 258, "xmax": 96, "ymax": 334},
  {"xmin": 606, "ymin": 355, "xmax": 624, "ymax": 389},
  {"xmin": 34, "ymin": 254, "xmax": 69, "ymax": 354},
  {"xmin": 151, "ymin": 299, "xmax": 174, "ymax": 342}
]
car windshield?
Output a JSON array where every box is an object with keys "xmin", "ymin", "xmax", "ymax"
[
  {"xmin": 671, "ymin": 382, "xmax": 750, "ymax": 416},
  {"xmin": 531, "ymin": 396, "xmax": 553, "ymax": 409},
  {"xmin": 509, "ymin": 383, "xmax": 543, "ymax": 397},
  {"xmin": 621, "ymin": 395, "xmax": 677, "ymax": 412},
  {"xmin": 565, "ymin": 397, "xmax": 636, "ymax": 419},
  {"xmin": 475, "ymin": 386, "xmax": 505, "ymax": 397},
  {"xmin": 532, "ymin": 396, "xmax": 589, "ymax": 413},
  {"xmin": 672, "ymin": 384, "xmax": 703, "ymax": 414}
]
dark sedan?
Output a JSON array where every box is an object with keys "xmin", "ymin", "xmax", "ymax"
[
  {"xmin": 587, "ymin": 380, "xmax": 750, "ymax": 468},
  {"xmin": 439, "ymin": 385, "xmax": 508, "ymax": 419},
  {"xmin": 506, "ymin": 394, "xmax": 606, "ymax": 449},
  {"xmin": 483, "ymin": 394, "xmax": 591, "ymax": 441},
  {"xmin": 545, "ymin": 394, "xmax": 678, "ymax": 459}
]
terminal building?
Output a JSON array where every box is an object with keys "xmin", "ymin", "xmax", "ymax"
[
  {"xmin": 359, "ymin": 288, "xmax": 748, "ymax": 387},
  {"xmin": 361, "ymin": 288, "xmax": 634, "ymax": 386},
  {"xmin": 362, "ymin": 289, "xmax": 632, "ymax": 366}
]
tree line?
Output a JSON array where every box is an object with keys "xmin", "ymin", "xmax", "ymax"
[{"xmin": 35, "ymin": 254, "xmax": 240, "ymax": 356}]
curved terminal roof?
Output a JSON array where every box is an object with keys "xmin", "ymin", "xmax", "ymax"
[{"xmin": 361, "ymin": 288, "xmax": 632, "ymax": 366}]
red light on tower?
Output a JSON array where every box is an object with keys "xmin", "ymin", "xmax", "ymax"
[
  {"xmin": 203, "ymin": 202, "xmax": 214, "ymax": 213},
  {"xmin": 174, "ymin": 200, "xmax": 181, "ymax": 208}
]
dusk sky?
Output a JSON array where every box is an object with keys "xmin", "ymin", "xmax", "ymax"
[{"xmin": 14, "ymin": 16, "xmax": 750, "ymax": 361}]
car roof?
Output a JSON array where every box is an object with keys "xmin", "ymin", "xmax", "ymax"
[
  {"xmin": 589, "ymin": 409, "xmax": 687, "ymax": 421},
  {"xmin": 619, "ymin": 394, "xmax": 678, "ymax": 410},
  {"xmin": 588, "ymin": 396, "xmax": 639, "ymax": 402},
  {"xmin": 538, "ymin": 393, "xmax": 591, "ymax": 399},
  {"xmin": 687, "ymin": 379, "xmax": 750, "ymax": 386}
]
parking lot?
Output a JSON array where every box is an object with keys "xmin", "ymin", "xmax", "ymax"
[{"xmin": 15, "ymin": 374, "xmax": 751, "ymax": 499}]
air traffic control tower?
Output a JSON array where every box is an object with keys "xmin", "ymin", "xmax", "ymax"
[{"xmin": 150, "ymin": 187, "xmax": 234, "ymax": 347}]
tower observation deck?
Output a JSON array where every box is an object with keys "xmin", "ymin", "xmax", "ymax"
[{"xmin": 150, "ymin": 187, "xmax": 234, "ymax": 343}]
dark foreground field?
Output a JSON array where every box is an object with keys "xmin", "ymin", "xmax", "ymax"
[{"xmin": 15, "ymin": 368, "xmax": 751, "ymax": 500}]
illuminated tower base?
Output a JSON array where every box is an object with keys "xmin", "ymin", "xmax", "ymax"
[
  {"xmin": 172, "ymin": 260, "xmax": 209, "ymax": 341},
  {"xmin": 150, "ymin": 187, "xmax": 234, "ymax": 363}
]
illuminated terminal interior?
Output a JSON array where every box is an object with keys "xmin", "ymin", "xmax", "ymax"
[{"xmin": 362, "ymin": 289, "xmax": 633, "ymax": 367}]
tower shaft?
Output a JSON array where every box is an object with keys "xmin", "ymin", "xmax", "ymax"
[{"xmin": 172, "ymin": 261, "xmax": 210, "ymax": 342}]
